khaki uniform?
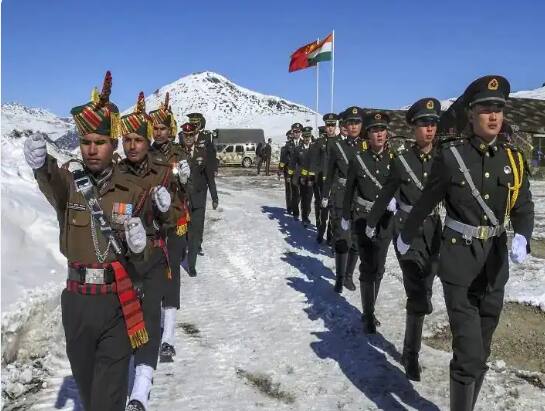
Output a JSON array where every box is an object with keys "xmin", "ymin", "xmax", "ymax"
[{"xmin": 35, "ymin": 155, "xmax": 145, "ymax": 411}]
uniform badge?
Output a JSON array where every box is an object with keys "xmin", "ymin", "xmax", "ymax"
[
  {"xmin": 488, "ymin": 78, "xmax": 499, "ymax": 90},
  {"xmin": 504, "ymin": 166, "xmax": 512, "ymax": 174},
  {"xmin": 112, "ymin": 202, "xmax": 133, "ymax": 224},
  {"xmin": 426, "ymin": 100, "xmax": 434, "ymax": 109},
  {"xmin": 352, "ymin": 107, "xmax": 358, "ymax": 115},
  {"xmin": 375, "ymin": 113, "xmax": 381, "ymax": 120},
  {"xmin": 196, "ymin": 156, "xmax": 204, "ymax": 166}
]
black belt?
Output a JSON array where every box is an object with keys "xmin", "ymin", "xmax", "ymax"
[{"xmin": 68, "ymin": 266, "xmax": 115, "ymax": 284}]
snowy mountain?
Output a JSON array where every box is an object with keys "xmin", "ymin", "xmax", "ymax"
[
  {"xmin": 123, "ymin": 71, "xmax": 318, "ymax": 142},
  {"xmin": 438, "ymin": 85, "xmax": 545, "ymax": 110}
]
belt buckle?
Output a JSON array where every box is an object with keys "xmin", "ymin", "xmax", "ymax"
[
  {"xmin": 85, "ymin": 268, "xmax": 105, "ymax": 284},
  {"xmin": 477, "ymin": 226, "xmax": 490, "ymax": 240}
]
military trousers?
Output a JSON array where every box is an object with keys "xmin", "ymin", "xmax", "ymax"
[
  {"xmin": 440, "ymin": 234, "xmax": 508, "ymax": 384},
  {"xmin": 290, "ymin": 180, "xmax": 301, "ymax": 218},
  {"xmin": 330, "ymin": 206, "xmax": 358, "ymax": 254},
  {"xmin": 283, "ymin": 171, "xmax": 292, "ymax": 213},
  {"xmin": 299, "ymin": 182, "xmax": 313, "ymax": 221},
  {"xmin": 134, "ymin": 248, "xmax": 168, "ymax": 369},
  {"xmin": 165, "ymin": 229, "xmax": 187, "ymax": 309},
  {"xmin": 61, "ymin": 290, "xmax": 131, "ymax": 411},
  {"xmin": 313, "ymin": 176, "xmax": 323, "ymax": 226},
  {"xmin": 188, "ymin": 206, "xmax": 206, "ymax": 271},
  {"xmin": 354, "ymin": 215, "xmax": 393, "ymax": 284}
]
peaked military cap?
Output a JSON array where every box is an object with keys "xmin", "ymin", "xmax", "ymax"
[
  {"xmin": 149, "ymin": 92, "xmax": 177, "ymax": 136},
  {"xmin": 463, "ymin": 75, "xmax": 510, "ymax": 108},
  {"xmin": 286, "ymin": 130, "xmax": 293, "ymax": 138},
  {"xmin": 406, "ymin": 97, "xmax": 441, "ymax": 124},
  {"xmin": 180, "ymin": 122, "xmax": 198, "ymax": 134},
  {"xmin": 302, "ymin": 126, "xmax": 313, "ymax": 137},
  {"xmin": 318, "ymin": 125, "xmax": 326, "ymax": 133},
  {"xmin": 323, "ymin": 113, "xmax": 338, "ymax": 124},
  {"xmin": 120, "ymin": 92, "xmax": 153, "ymax": 139},
  {"xmin": 186, "ymin": 112, "xmax": 206, "ymax": 130},
  {"xmin": 291, "ymin": 122, "xmax": 303, "ymax": 131},
  {"xmin": 363, "ymin": 111, "xmax": 390, "ymax": 130},
  {"xmin": 343, "ymin": 106, "xmax": 364, "ymax": 122},
  {"xmin": 70, "ymin": 71, "xmax": 121, "ymax": 139}
]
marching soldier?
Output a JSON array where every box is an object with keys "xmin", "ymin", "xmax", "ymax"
[
  {"xmin": 342, "ymin": 111, "xmax": 395, "ymax": 333},
  {"xmin": 149, "ymin": 94, "xmax": 191, "ymax": 363},
  {"xmin": 118, "ymin": 92, "xmax": 181, "ymax": 410},
  {"xmin": 278, "ymin": 130, "xmax": 294, "ymax": 215},
  {"xmin": 365, "ymin": 98, "xmax": 442, "ymax": 379},
  {"xmin": 291, "ymin": 126, "xmax": 314, "ymax": 227},
  {"xmin": 180, "ymin": 122, "xmax": 219, "ymax": 277},
  {"xmin": 314, "ymin": 113, "xmax": 339, "ymax": 243},
  {"xmin": 322, "ymin": 107, "xmax": 364, "ymax": 293},
  {"xmin": 24, "ymin": 72, "xmax": 149, "ymax": 411},
  {"xmin": 287, "ymin": 123, "xmax": 304, "ymax": 220},
  {"xmin": 397, "ymin": 75, "xmax": 534, "ymax": 410}
]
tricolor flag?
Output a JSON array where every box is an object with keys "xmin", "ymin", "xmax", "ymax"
[{"xmin": 289, "ymin": 33, "xmax": 334, "ymax": 72}]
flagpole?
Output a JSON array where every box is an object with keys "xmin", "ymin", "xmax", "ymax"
[
  {"xmin": 330, "ymin": 30, "xmax": 335, "ymax": 113},
  {"xmin": 315, "ymin": 38, "xmax": 320, "ymax": 134}
]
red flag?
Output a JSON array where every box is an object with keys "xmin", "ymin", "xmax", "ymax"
[{"xmin": 289, "ymin": 40, "xmax": 319, "ymax": 72}]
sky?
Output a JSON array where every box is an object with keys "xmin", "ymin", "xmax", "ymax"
[{"xmin": 2, "ymin": 0, "xmax": 545, "ymax": 116}]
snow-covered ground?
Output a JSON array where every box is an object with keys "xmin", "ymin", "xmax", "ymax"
[{"xmin": 2, "ymin": 167, "xmax": 544, "ymax": 410}]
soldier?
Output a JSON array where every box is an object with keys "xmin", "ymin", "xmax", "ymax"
[
  {"xmin": 341, "ymin": 111, "xmax": 395, "ymax": 333},
  {"xmin": 314, "ymin": 113, "xmax": 339, "ymax": 243},
  {"xmin": 397, "ymin": 75, "xmax": 534, "ymax": 410},
  {"xmin": 118, "ymin": 92, "xmax": 186, "ymax": 411},
  {"xmin": 180, "ymin": 122, "xmax": 219, "ymax": 277},
  {"xmin": 278, "ymin": 130, "xmax": 294, "ymax": 214},
  {"xmin": 260, "ymin": 138, "xmax": 272, "ymax": 176},
  {"xmin": 23, "ymin": 72, "xmax": 148, "ymax": 411},
  {"xmin": 287, "ymin": 123, "xmax": 304, "ymax": 220},
  {"xmin": 291, "ymin": 126, "xmax": 315, "ymax": 227},
  {"xmin": 322, "ymin": 107, "xmax": 364, "ymax": 293},
  {"xmin": 149, "ymin": 94, "xmax": 191, "ymax": 362},
  {"xmin": 365, "ymin": 98, "xmax": 442, "ymax": 379}
]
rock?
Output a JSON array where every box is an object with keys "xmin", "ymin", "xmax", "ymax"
[
  {"xmin": 20, "ymin": 368, "xmax": 33, "ymax": 384},
  {"xmin": 6, "ymin": 382, "xmax": 25, "ymax": 398}
]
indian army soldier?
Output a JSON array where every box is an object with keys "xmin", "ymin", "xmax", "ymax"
[
  {"xmin": 286, "ymin": 123, "xmax": 304, "ymax": 220},
  {"xmin": 322, "ymin": 107, "xmax": 364, "ymax": 293},
  {"xmin": 397, "ymin": 76, "xmax": 534, "ymax": 410},
  {"xmin": 180, "ymin": 122, "xmax": 219, "ymax": 277},
  {"xmin": 148, "ymin": 94, "xmax": 191, "ymax": 362},
  {"xmin": 278, "ymin": 130, "xmax": 294, "ymax": 214},
  {"xmin": 341, "ymin": 111, "xmax": 395, "ymax": 333},
  {"xmin": 118, "ymin": 92, "xmax": 177, "ymax": 411},
  {"xmin": 314, "ymin": 113, "xmax": 339, "ymax": 243},
  {"xmin": 291, "ymin": 126, "xmax": 315, "ymax": 227},
  {"xmin": 365, "ymin": 98, "xmax": 442, "ymax": 379},
  {"xmin": 23, "ymin": 72, "xmax": 149, "ymax": 411},
  {"xmin": 260, "ymin": 138, "xmax": 273, "ymax": 176}
]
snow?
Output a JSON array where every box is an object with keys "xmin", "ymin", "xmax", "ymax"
[{"xmin": 2, "ymin": 165, "xmax": 545, "ymax": 410}]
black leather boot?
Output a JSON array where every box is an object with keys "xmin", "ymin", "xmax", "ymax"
[
  {"xmin": 343, "ymin": 252, "xmax": 358, "ymax": 291},
  {"xmin": 334, "ymin": 252, "xmax": 347, "ymax": 293},
  {"xmin": 450, "ymin": 377, "xmax": 475, "ymax": 411},
  {"xmin": 472, "ymin": 371, "xmax": 486, "ymax": 410},
  {"xmin": 361, "ymin": 282, "xmax": 376, "ymax": 334},
  {"xmin": 402, "ymin": 314, "xmax": 425, "ymax": 381}
]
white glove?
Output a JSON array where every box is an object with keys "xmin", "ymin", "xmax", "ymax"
[
  {"xmin": 177, "ymin": 160, "xmax": 191, "ymax": 184},
  {"xmin": 387, "ymin": 198, "xmax": 397, "ymax": 213},
  {"xmin": 365, "ymin": 225, "xmax": 376, "ymax": 239},
  {"xmin": 321, "ymin": 198, "xmax": 329, "ymax": 208},
  {"xmin": 152, "ymin": 186, "xmax": 171, "ymax": 213},
  {"xmin": 510, "ymin": 233, "xmax": 528, "ymax": 264},
  {"xmin": 396, "ymin": 235, "xmax": 410, "ymax": 255},
  {"xmin": 24, "ymin": 133, "xmax": 47, "ymax": 169},
  {"xmin": 125, "ymin": 217, "xmax": 146, "ymax": 254},
  {"xmin": 341, "ymin": 218, "xmax": 350, "ymax": 231}
]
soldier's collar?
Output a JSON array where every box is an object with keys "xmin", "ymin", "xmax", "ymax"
[
  {"xmin": 470, "ymin": 135, "xmax": 498, "ymax": 156},
  {"xmin": 412, "ymin": 144, "xmax": 433, "ymax": 162}
]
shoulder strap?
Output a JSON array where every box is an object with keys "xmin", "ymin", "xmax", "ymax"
[
  {"xmin": 355, "ymin": 153, "xmax": 382, "ymax": 189},
  {"xmin": 335, "ymin": 141, "xmax": 349, "ymax": 165},
  {"xmin": 398, "ymin": 154, "xmax": 424, "ymax": 190},
  {"xmin": 448, "ymin": 146, "xmax": 499, "ymax": 225}
]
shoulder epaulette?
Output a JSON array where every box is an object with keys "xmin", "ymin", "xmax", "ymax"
[
  {"xmin": 440, "ymin": 136, "xmax": 467, "ymax": 148},
  {"xmin": 500, "ymin": 141, "xmax": 520, "ymax": 152}
]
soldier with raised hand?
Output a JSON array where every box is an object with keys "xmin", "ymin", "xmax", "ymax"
[
  {"xmin": 342, "ymin": 111, "xmax": 395, "ymax": 333},
  {"xmin": 278, "ymin": 130, "xmax": 295, "ymax": 214},
  {"xmin": 365, "ymin": 98, "xmax": 442, "ymax": 379},
  {"xmin": 291, "ymin": 126, "xmax": 315, "ymax": 227},
  {"xmin": 180, "ymin": 122, "xmax": 219, "ymax": 278},
  {"xmin": 24, "ymin": 72, "xmax": 148, "ymax": 411},
  {"xmin": 149, "ymin": 94, "xmax": 191, "ymax": 363},
  {"xmin": 118, "ymin": 92, "xmax": 182, "ymax": 411},
  {"xmin": 322, "ymin": 107, "xmax": 364, "ymax": 293},
  {"xmin": 397, "ymin": 75, "xmax": 534, "ymax": 410},
  {"xmin": 286, "ymin": 123, "xmax": 304, "ymax": 220},
  {"xmin": 314, "ymin": 113, "xmax": 339, "ymax": 244}
]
